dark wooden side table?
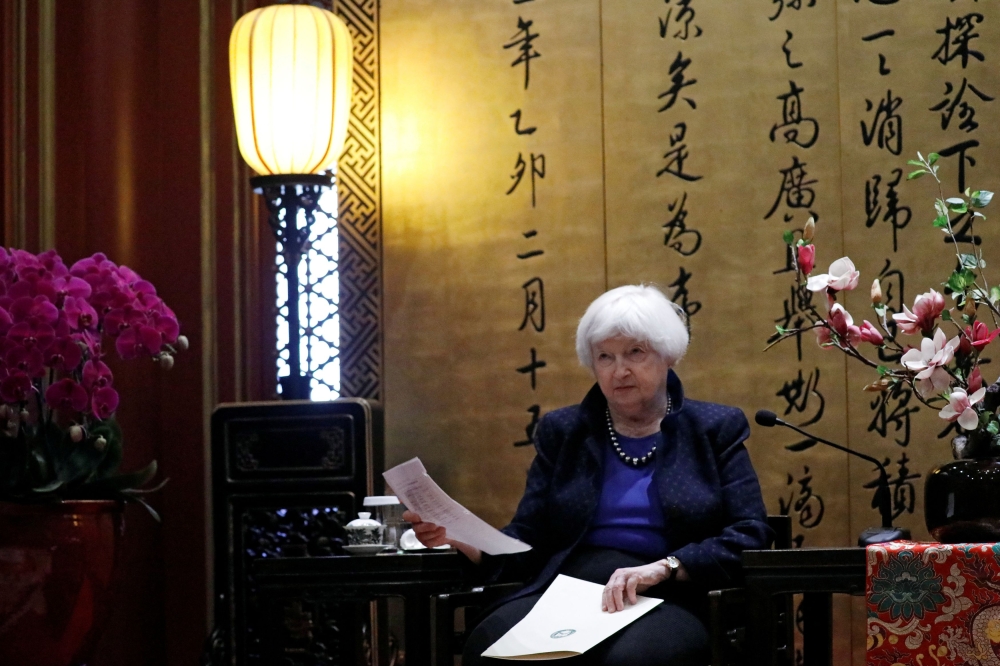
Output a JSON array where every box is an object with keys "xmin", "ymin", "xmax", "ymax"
[
  {"xmin": 251, "ymin": 550, "xmax": 470, "ymax": 665},
  {"xmin": 742, "ymin": 547, "xmax": 865, "ymax": 666}
]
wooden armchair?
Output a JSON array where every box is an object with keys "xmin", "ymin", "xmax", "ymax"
[{"xmin": 432, "ymin": 515, "xmax": 793, "ymax": 666}]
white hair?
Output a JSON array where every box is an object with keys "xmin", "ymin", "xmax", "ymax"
[{"xmin": 575, "ymin": 284, "xmax": 689, "ymax": 370}]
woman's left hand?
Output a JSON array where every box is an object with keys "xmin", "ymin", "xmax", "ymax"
[{"xmin": 602, "ymin": 561, "xmax": 676, "ymax": 613}]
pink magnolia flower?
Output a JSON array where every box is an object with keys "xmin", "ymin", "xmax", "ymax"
[
  {"xmin": 827, "ymin": 303, "xmax": 862, "ymax": 346},
  {"xmin": 859, "ymin": 320, "xmax": 884, "ymax": 346},
  {"xmin": 45, "ymin": 378, "xmax": 89, "ymax": 413},
  {"xmin": 892, "ymin": 289, "xmax": 946, "ymax": 336},
  {"xmin": 969, "ymin": 366, "xmax": 984, "ymax": 394},
  {"xmin": 0, "ymin": 371, "xmax": 31, "ymax": 403},
  {"xmin": 939, "ymin": 387, "xmax": 987, "ymax": 431},
  {"xmin": 968, "ymin": 321, "xmax": 1000, "ymax": 351},
  {"xmin": 806, "ymin": 257, "xmax": 861, "ymax": 293},
  {"xmin": 814, "ymin": 326, "xmax": 833, "ymax": 347},
  {"xmin": 91, "ymin": 386, "xmax": 119, "ymax": 419},
  {"xmin": 797, "ymin": 244, "xmax": 816, "ymax": 276},
  {"xmin": 900, "ymin": 328, "xmax": 960, "ymax": 397}
]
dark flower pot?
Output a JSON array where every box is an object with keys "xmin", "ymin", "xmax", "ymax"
[
  {"xmin": 0, "ymin": 500, "xmax": 124, "ymax": 666},
  {"xmin": 925, "ymin": 458, "xmax": 1000, "ymax": 543}
]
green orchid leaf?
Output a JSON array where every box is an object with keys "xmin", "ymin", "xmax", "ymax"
[
  {"xmin": 941, "ymin": 310, "xmax": 953, "ymax": 322},
  {"xmin": 877, "ymin": 365, "xmax": 889, "ymax": 376},
  {"xmin": 782, "ymin": 230, "xmax": 795, "ymax": 245},
  {"xmin": 991, "ymin": 286, "xmax": 1000, "ymax": 305},
  {"xmin": 936, "ymin": 200, "xmax": 949, "ymax": 218},
  {"xmin": 928, "ymin": 153, "xmax": 940, "ymax": 165},
  {"xmin": 907, "ymin": 170, "xmax": 927, "ymax": 180},
  {"xmin": 933, "ymin": 215, "xmax": 950, "ymax": 229},
  {"xmin": 989, "ymin": 421, "xmax": 1000, "ymax": 436},
  {"xmin": 907, "ymin": 159, "xmax": 924, "ymax": 167}
]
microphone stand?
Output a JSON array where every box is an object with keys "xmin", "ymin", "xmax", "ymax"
[{"xmin": 756, "ymin": 411, "xmax": 910, "ymax": 546}]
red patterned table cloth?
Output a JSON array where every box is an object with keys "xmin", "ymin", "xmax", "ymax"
[{"xmin": 867, "ymin": 541, "xmax": 1000, "ymax": 666}]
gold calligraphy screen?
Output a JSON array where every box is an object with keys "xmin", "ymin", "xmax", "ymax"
[{"xmin": 379, "ymin": 2, "xmax": 1000, "ymax": 663}]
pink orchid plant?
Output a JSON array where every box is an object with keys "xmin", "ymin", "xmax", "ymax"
[
  {"xmin": 0, "ymin": 249, "xmax": 186, "ymax": 516},
  {"xmin": 769, "ymin": 151, "xmax": 1000, "ymax": 459}
]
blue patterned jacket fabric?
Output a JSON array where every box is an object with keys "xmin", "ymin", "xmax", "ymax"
[{"xmin": 483, "ymin": 369, "xmax": 774, "ymax": 599}]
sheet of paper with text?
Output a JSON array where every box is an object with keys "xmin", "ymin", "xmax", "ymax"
[
  {"xmin": 382, "ymin": 457, "xmax": 531, "ymax": 555},
  {"xmin": 483, "ymin": 575, "xmax": 663, "ymax": 660}
]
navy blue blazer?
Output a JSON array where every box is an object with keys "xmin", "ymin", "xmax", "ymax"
[{"xmin": 483, "ymin": 370, "xmax": 773, "ymax": 599}]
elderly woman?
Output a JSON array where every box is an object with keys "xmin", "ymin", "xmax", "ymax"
[{"xmin": 405, "ymin": 285, "xmax": 772, "ymax": 665}]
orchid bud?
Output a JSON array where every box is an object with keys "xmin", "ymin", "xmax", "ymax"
[
  {"xmin": 871, "ymin": 279, "xmax": 883, "ymax": 305},
  {"xmin": 176, "ymin": 335, "xmax": 189, "ymax": 351},
  {"xmin": 70, "ymin": 425, "xmax": 84, "ymax": 443},
  {"xmin": 159, "ymin": 354, "xmax": 175, "ymax": 370},
  {"xmin": 802, "ymin": 217, "xmax": 816, "ymax": 242},
  {"xmin": 94, "ymin": 436, "xmax": 107, "ymax": 452}
]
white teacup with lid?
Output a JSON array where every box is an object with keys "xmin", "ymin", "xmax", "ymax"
[{"xmin": 345, "ymin": 512, "xmax": 383, "ymax": 546}]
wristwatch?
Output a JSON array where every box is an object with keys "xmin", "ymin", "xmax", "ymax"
[{"xmin": 663, "ymin": 556, "xmax": 681, "ymax": 582}]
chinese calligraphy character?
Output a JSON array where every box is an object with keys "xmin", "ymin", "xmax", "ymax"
[
  {"xmin": 770, "ymin": 81, "xmax": 819, "ymax": 149},
  {"xmin": 658, "ymin": 52, "xmax": 698, "ymax": 112},
  {"xmin": 770, "ymin": 284, "xmax": 814, "ymax": 361},
  {"xmin": 657, "ymin": 123, "xmax": 702, "ymax": 182},
  {"xmin": 660, "ymin": 0, "xmax": 702, "ymax": 40},
  {"xmin": 504, "ymin": 17, "xmax": 541, "ymax": 90},
  {"xmin": 517, "ymin": 229, "xmax": 545, "ymax": 260},
  {"xmin": 776, "ymin": 368, "xmax": 826, "ymax": 427},
  {"xmin": 770, "ymin": 0, "xmax": 816, "ymax": 22},
  {"xmin": 863, "ymin": 454, "xmax": 920, "ymax": 521},
  {"xmin": 868, "ymin": 383, "xmax": 919, "ymax": 448},
  {"xmin": 513, "ymin": 405, "xmax": 541, "ymax": 447},
  {"xmin": 779, "ymin": 467, "xmax": 825, "ymax": 530},
  {"xmin": 519, "ymin": 277, "xmax": 545, "ymax": 332},
  {"xmin": 516, "ymin": 348, "xmax": 547, "ymax": 390},
  {"xmin": 507, "ymin": 153, "xmax": 546, "ymax": 207},
  {"xmin": 937, "ymin": 139, "xmax": 979, "ymax": 194},
  {"xmin": 876, "ymin": 260, "xmax": 905, "ymax": 363},
  {"xmin": 865, "ymin": 169, "xmax": 912, "ymax": 252},
  {"xmin": 764, "ymin": 156, "xmax": 817, "ymax": 222},
  {"xmin": 861, "ymin": 91, "xmax": 903, "ymax": 156},
  {"xmin": 930, "ymin": 79, "xmax": 994, "ymax": 133},
  {"xmin": 862, "ymin": 29, "xmax": 895, "ymax": 76},
  {"xmin": 510, "ymin": 109, "xmax": 537, "ymax": 136},
  {"xmin": 663, "ymin": 192, "xmax": 702, "ymax": 256},
  {"xmin": 782, "ymin": 31, "xmax": 802, "ymax": 69},
  {"xmin": 667, "ymin": 267, "xmax": 701, "ymax": 320},
  {"xmin": 933, "ymin": 14, "xmax": 985, "ymax": 69}
]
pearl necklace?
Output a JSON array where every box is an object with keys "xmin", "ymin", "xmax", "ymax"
[{"xmin": 605, "ymin": 397, "xmax": 671, "ymax": 467}]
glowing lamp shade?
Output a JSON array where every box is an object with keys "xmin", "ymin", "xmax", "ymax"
[{"xmin": 229, "ymin": 4, "xmax": 353, "ymax": 176}]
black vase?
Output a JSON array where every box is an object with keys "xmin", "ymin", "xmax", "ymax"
[{"xmin": 925, "ymin": 457, "xmax": 1000, "ymax": 543}]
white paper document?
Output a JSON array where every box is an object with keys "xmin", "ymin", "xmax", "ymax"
[
  {"xmin": 483, "ymin": 575, "xmax": 663, "ymax": 660},
  {"xmin": 382, "ymin": 457, "xmax": 531, "ymax": 555}
]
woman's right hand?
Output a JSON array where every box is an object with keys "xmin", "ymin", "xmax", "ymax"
[
  {"xmin": 403, "ymin": 510, "xmax": 449, "ymax": 547},
  {"xmin": 403, "ymin": 510, "xmax": 483, "ymax": 564}
]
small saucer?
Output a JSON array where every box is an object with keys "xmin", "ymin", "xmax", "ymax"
[{"xmin": 343, "ymin": 544, "xmax": 391, "ymax": 555}]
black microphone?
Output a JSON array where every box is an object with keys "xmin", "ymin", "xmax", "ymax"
[{"xmin": 755, "ymin": 410, "xmax": 911, "ymax": 547}]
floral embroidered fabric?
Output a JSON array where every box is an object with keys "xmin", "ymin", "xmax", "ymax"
[{"xmin": 867, "ymin": 541, "xmax": 1000, "ymax": 666}]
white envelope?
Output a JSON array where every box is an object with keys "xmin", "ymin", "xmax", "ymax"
[{"xmin": 483, "ymin": 575, "xmax": 663, "ymax": 660}]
